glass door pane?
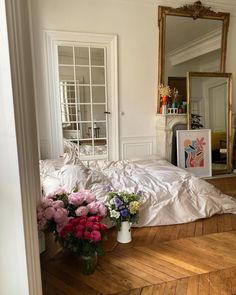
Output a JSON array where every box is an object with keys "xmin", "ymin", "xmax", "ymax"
[{"xmin": 58, "ymin": 45, "xmax": 108, "ymax": 159}]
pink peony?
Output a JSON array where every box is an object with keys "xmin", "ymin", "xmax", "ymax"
[
  {"xmin": 44, "ymin": 207, "xmax": 56, "ymax": 219},
  {"xmin": 52, "ymin": 200, "xmax": 64, "ymax": 209},
  {"xmin": 70, "ymin": 218, "xmax": 80, "ymax": 226},
  {"xmin": 82, "ymin": 190, "xmax": 96, "ymax": 203},
  {"xmin": 87, "ymin": 202, "xmax": 99, "ymax": 214},
  {"xmin": 95, "ymin": 216, "xmax": 102, "ymax": 222},
  {"xmin": 75, "ymin": 206, "xmax": 89, "ymax": 217},
  {"xmin": 90, "ymin": 230, "xmax": 101, "ymax": 242},
  {"xmin": 100, "ymin": 223, "xmax": 107, "ymax": 232},
  {"xmin": 68, "ymin": 192, "xmax": 85, "ymax": 206},
  {"xmin": 98, "ymin": 203, "xmax": 107, "ymax": 217},
  {"xmin": 84, "ymin": 230, "xmax": 91, "ymax": 240},
  {"xmin": 56, "ymin": 221, "xmax": 68, "ymax": 233},
  {"xmin": 92, "ymin": 223, "xmax": 100, "ymax": 231},
  {"xmin": 38, "ymin": 218, "xmax": 47, "ymax": 231},
  {"xmin": 87, "ymin": 216, "xmax": 97, "ymax": 222},
  {"xmin": 46, "ymin": 193, "xmax": 54, "ymax": 199},
  {"xmin": 75, "ymin": 230, "xmax": 83, "ymax": 239},
  {"xmin": 60, "ymin": 223, "xmax": 73, "ymax": 237},
  {"xmin": 54, "ymin": 208, "xmax": 68, "ymax": 224},
  {"xmin": 41, "ymin": 197, "xmax": 53, "ymax": 208},
  {"xmin": 37, "ymin": 207, "xmax": 44, "ymax": 219},
  {"xmin": 86, "ymin": 221, "xmax": 94, "ymax": 229},
  {"xmin": 76, "ymin": 224, "xmax": 84, "ymax": 231},
  {"xmin": 79, "ymin": 216, "xmax": 87, "ymax": 225}
]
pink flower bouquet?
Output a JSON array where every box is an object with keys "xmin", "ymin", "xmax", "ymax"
[{"xmin": 37, "ymin": 188, "xmax": 108, "ymax": 256}]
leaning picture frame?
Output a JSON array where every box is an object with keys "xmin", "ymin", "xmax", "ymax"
[{"xmin": 176, "ymin": 129, "xmax": 212, "ymax": 177}]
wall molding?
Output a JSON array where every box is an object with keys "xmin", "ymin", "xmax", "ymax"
[
  {"xmin": 121, "ymin": 136, "xmax": 156, "ymax": 160},
  {"xmin": 167, "ymin": 28, "xmax": 221, "ymax": 66}
]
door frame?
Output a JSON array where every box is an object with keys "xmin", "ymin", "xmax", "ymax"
[{"xmin": 44, "ymin": 30, "xmax": 119, "ymax": 160}]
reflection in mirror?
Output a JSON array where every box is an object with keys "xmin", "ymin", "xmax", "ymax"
[
  {"xmin": 58, "ymin": 45, "xmax": 108, "ymax": 159},
  {"xmin": 158, "ymin": 2, "xmax": 230, "ymax": 110},
  {"xmin": 165, "ymin": 17, "xmax": 222, "ymax": 101},
  {"xmin": 187, "ymin": 72, "xmax": 232, "ymax": 175}
]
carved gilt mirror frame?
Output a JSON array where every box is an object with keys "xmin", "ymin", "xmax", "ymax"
[{"xmin": 158, "ymin": 1, "xmax": 230, "ymax": 111}]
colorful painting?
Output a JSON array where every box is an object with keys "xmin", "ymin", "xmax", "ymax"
[
  {"xmin": 184, "ymin": 137, "xmax": 206, "ymax": 168},
  {"xmin": 176, "ymin": 129, "xmax": 212, "ymax": 177}
]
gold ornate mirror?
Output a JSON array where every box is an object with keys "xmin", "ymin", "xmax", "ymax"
[
  {"xmin": 187, "ymin": 72, "xmax": 232, "ymax": 175},
  {"xmin": 158, "ymin": 1, "xmax": 230, "ymax": 111}
]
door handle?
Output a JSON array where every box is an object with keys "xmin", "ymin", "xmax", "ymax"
[{"xmin": 104, "ymin": 111, "xmax": 111, "ymax": 114}]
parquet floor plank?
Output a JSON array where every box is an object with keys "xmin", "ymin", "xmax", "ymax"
[
  {"xmin": 198, "ymin": 273, "xmax": 210, "ymax": 295},
  {"xmin": 194, "ymin": 220, "xmax": 203, "ymax": 237},
  {"xmin": 186, "ymin": 275, "xmax": 199, "ymax": 295},
  {"xmin": 140, "ymin": 284, "xmax": 166, "ymax": 295},
  {"xmin": 103, "ymin": 253, "xmax": 164, "ymax": 285},
  {"xmin": 116, "ymin": 246, "xmax": 197, "ymax": 278},
  {"xmin": 209, "ymin": 269, "xmax": 232, "ymax": 295},
  {"xmin": 113, "ymin": 248, "xmax": 182, "ymax": 281},
  {"xmin": 217, "ymin": 214, "xmax": 233, "ymax": 232},
  {"xmin": 141, "ymin": 244, "xmax": 215, "ymax": 273},
  {"xmin": 110, "ymin": 252, "xmax": 171, "ymax": 284},
  {"xmin": 175, "ymin": 278, "xmax": 189, "ymax": 295},
  {"xmin": 162, "ymin": 280, "xmax": 177, "ymax": 294},
  {"xmin": 41, "ymin": 268, "xmax": 101, "ymax": 295},
  {"xmin": 42, "ymin": 224, "xmax": 236, "ymax": 295},
  {"xmin": 230, "ymin": 268, "xmax": 236, "ymax": 294},
  {"xmin": 166, "ymin": 238, "xmax": 235, "ymax": 270},
  {"xmin": 202, "ymin": 215, "xmax": 218, "ymax": 235},
  {"xmin": 231, "ymin": 215, "xmax": 236, "ymax": 230},
  {"xmin": 97, "ymin": 259, "xmax": 151, "ymax": 291}
]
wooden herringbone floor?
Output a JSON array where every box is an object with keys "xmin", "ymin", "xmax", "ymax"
[{"xmin": 41, "ymin": 176, "xmax": 236, "ymax": 295}]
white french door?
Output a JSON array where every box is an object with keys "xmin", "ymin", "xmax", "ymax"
[
  {"xmin": 45, "ymin": 31, "xmax": 119, "ymax": 160},
  {"xmin": 58, "ymin": 45, "xmax": 109, "ymax": 159}
]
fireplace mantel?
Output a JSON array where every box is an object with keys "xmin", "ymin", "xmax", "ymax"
[{"xmin": 156, "ymin": 114, "xmax": 187, "ymax": 162}]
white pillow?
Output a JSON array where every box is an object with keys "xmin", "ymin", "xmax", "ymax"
[{"xmin": 57, "ymin": 164, "xmax": 89, "ymax": 192}]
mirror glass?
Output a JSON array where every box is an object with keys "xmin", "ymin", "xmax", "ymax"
[
  {"xmin": 158, "ymin": 2, "xmax": 230, "ymax": 107},
  {"xmin": 187, "ymin": 72, "xmax": 232, "ymax": 175},
  {"xmin": 165, "ymin": 17, "xmax": 222, "ymax": 101}
]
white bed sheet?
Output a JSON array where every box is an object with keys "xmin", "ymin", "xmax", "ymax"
[{"xmin": 40, "ymin": 158, "xmax": 236, "ymax": 227}]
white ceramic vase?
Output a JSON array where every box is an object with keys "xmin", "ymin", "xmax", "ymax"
[{"xmin": 117, "ymin": 221, "xmax": 132, "ymax": 243}]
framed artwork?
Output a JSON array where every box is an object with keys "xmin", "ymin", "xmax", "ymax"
[{"xmin": 176, "ymin": 129, "xmax": 212, "ymax": 177}]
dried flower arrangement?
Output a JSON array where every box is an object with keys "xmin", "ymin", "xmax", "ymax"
[{"xmin": 159, "ymin": 84, "xmax": 172, "ymax": 97}]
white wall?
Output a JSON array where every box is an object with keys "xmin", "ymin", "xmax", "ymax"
[
  {"xmin": 30, "ymin": 0, "xmax": 236, "ymax": 159},
  {"xmin": 31, "ymin": 0, "xmax": 158, "ymax": 159}
]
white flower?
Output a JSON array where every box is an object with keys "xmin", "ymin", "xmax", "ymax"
[
  {"xmin": 110, "ymin": 210, "xmax": 120, "ymax": 219},
  {"xmin": 109, "ymin": 198, "xmax": 115, "ymax": 205}
]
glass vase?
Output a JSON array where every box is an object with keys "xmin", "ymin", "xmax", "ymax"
[{"xmin": 78, "ymin": 251, "xmax": 98, "ymax": 275}]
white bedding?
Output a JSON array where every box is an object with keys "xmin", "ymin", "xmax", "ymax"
[{"xmin": 40, "ymin": 157, "xmax": 236, "ymax": 227}]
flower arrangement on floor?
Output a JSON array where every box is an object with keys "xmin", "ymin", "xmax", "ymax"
[
  {"xmin": 105, "ymin": 191, "xmax": 144, "ymax": 230},
  {"xmin": 37, "ymin": 188, "xmax": 108, "ymax": 258}
]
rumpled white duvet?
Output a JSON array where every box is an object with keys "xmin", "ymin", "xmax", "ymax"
[{"xmin": 40, "ymin": 157, "xmax": 236, "ymax": 227}]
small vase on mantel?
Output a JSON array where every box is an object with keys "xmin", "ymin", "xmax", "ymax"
[
  {"xmin": 117, "ymin": 221, "xmax": 132, "ymax": 243},
  {"xmin": 161, "ymin": 95, "xmax": 168, "ymax": 114}
]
